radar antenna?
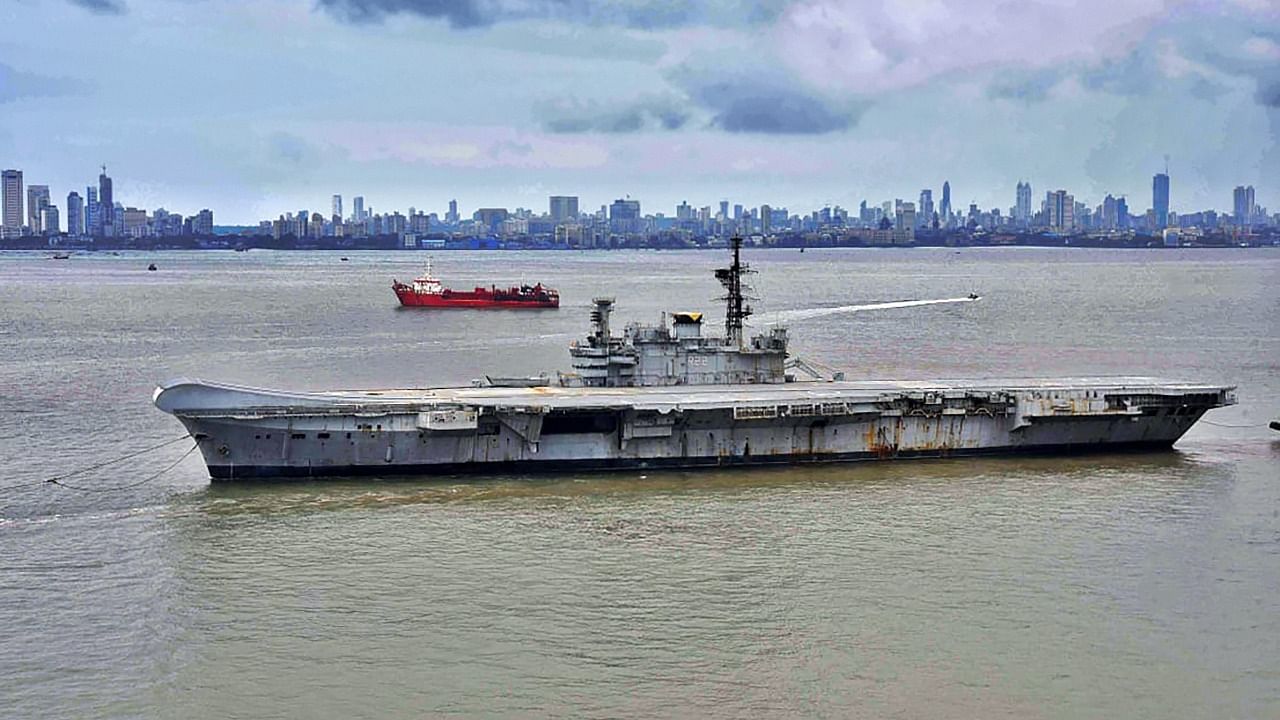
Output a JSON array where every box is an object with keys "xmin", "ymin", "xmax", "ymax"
[{"xmin": 714, "ymin": 236, "xmax": 754, "ymax": 347}]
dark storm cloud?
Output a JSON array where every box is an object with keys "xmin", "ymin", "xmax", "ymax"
[
  {"xmin": 539, "ymin": 95, "xmax": 690, "ymax": 134},
  {"xmin": 1259, "ymin": 77, "xmax": 1280, "ymax": 108},
  {"xmin": 704, "ymin": 89, "xmax": 856, "ymax": 134},
  {"xmin": 0, "ymin": 62, "xmax": 89, "ymax": 103},
  {"xmin": 67, "ymin": 0, "xmax": 126, "ymax": 14},
  {"xmin": 316, "ymin": 0, "xmax": 491, "ymax": 27},
  {"xmin": 315, "ymin": 0, "xmax": 787, "ymax": 29},
  {"xmin": 668, "ymin": 56, "xmax": 861, "ymax": 135}
]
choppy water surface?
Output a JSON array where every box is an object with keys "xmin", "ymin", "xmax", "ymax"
[{"xmin": 1, "ymin": 248, "xmax": 1277, "ymax": 718}]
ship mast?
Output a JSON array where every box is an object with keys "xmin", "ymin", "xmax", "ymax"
[{"xmin": 715, "ymin": 236, "xmax": 754, "ymax": 347}]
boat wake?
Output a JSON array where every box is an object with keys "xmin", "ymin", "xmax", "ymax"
[{"xmin": 765, "ymin": 295, "xmax": 980, "ymax": 323}]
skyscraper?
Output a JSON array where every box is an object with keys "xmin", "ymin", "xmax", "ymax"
[
  {"xmin": 939, "ymin": 181, "xmax": 952, "ymax": 224},
  {"xmin": 918, "ymin": 189, "xmax": 934, "ymax": 228},
  {"xmin": 1152, "ymin": 172, "xmax": 1170, "ymax": 229},
  {"xmin": 1233, "ymin": 185, "xmax": 1255, "ymax": 226},
  {"xmin": 98, "ymin": 167, "xmax": 114, "ymax": 236},
  {"xmin": 40, "ymin": 204, "xmax": 60, "ymax": 235},
  {"xmin": 1015, "ymin": 181, "xmax": 1032, "ymax": 225},
  {"xmin": 85, "ymin": 186, "xmax": 99, "ymax": 237},
  {"xmin": 352, "ymin": 196, "xmax": 365, "ymax": 222},
  {"xmin": 1046, "ymin": 190, "xmax": 1075, "ymax": 231},
  {"xmin": 549, "ymin": 195, "xmax": 579, "ymax": 223},
  {"xmin": 760, "ymin": 204, "xmax": 771, "ymax": 233},
  {"xmin": 27, "ymin": 185, "xmax": 50, "ymax": 234},
  {"xmin": 332, "ymin": 194, "xmax": 343, "ymax": 222},
  {"xmin": 67, "ymin": 192, "xmax": 84, "ymax": 236},
  {"xmin": 446, "ymin": 199, "xmax": 458, "ymax": 224},
  {"xmin": 1, "ymin": 170, "xmax": 21, "ymax": 233}
]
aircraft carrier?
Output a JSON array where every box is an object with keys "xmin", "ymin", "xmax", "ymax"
[{"xmin": 155, "ymin": 239, "xmax": 1236, "ymax": 480}]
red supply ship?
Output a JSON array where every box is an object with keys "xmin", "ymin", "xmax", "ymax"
[{"xmin": 393, "ymin": 260, "xmax": 559, "ymax": 309}]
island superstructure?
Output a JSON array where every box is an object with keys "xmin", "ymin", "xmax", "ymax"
[{"xmin": 155, "ymin": 238, "xmax": 1235, "ymax": 480}]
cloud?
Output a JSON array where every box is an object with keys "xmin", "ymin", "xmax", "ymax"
[
  {"xmin": 0, "ymin": 62, "xmax": 90, "ymax": 103},
  {"xmin": 538, "ymin": 95, "xmax": 690, "ymax": 133},
  {"xmin": 667, "ymin": 49, "xmax": 862, "ymax": 134},
  {"xmin": 67, "ymin": 0, "xmax": 125, "ymax": 14},
  {"xmin": 315, "ymin": 0, "xmax": 786, "ymax": 29},
  {"xmin": 267, "ymin": 132, "xmax": 318, "ymax": 165},
  {"xmin": 775, "ymin": 0, "xmax": 1180, "ymax": 96},
  {"xmin": 700, "ymin": 87, "xmax": 856, "ymax": 134},
  {"xmin": 988, "ymin": 69, "xmax": 1066, "ymax": 102}
]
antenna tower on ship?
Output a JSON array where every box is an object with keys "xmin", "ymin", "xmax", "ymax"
[{"xmin": 715, "ymin": 236, "xmax": 754, "ymax": 347}]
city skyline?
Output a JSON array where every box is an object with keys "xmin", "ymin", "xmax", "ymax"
[
  {"xmin": 2, "ymin": 159, "xmax": 1274, "ymax": 245},
  {"xmin": 1, "ymin": 1, "xmax": 1277, "ymax": 224}
]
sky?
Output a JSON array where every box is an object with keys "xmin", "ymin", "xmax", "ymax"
[{"xmin": 1, "ymin": 0, "xmax": 1277, "ymax": 224}]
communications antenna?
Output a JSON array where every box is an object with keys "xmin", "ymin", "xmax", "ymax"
[{"xmin": 714, "ymin": 236, "xmax": 754, "ymax": 347}]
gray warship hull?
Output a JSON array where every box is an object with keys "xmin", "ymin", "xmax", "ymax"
[{"xmin": 155, "ymin": 377, "xmax": 1235, "ymax": 480}]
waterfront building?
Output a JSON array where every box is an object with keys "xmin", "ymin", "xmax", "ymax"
[
  {"xmin": 1046, "ymin": 190, "xmax": 1075, "ymax": 232},
  {"xmin": 188, "ymin": 209, "xmax": 213, "ymax": 236},
  {"xmin": 41, "ymin": 205, "xmax": 60, "ymax": 235},
  {"xmin": 85, "ymin": 186, "xmax": 99, "ymax": 237},
  {"xmin": 609, "ymin": 198, "xmax": 641, "ymax": 233},
  {"xmin": 760, "ymin": 204, "xmax": 771, "ymax": 234},
  {"xmin": 550, "ymin": 195, "xmax": 579, "ymax": 224},
  {"xmin": 66, "ymin": 192, "xmax": 84, "ymax": 236},
  {"xmin": 122, "ymin": 207, "xmax": 148, "ymax": 237},
  {"xmin": 1, "ymin": 169, "xmax": 21, "ymax": 234},
  {"xmin": 1233, "ymin": 185, "xmax": 1255, "ymax": 226},
  {"xmin": 98, "ymin": 168, "xmax": 114, "ymax": 236},
  {"xmin": 332, "ymin": 195, "xmax": 342, "ymax": 222},
  {"xmin": 1015, "ymin": 181, "xmax": 1032, "ymax": 226},
  {"xmin": 1153, "ymin": 172, "xmax": 1170, "ymax": 229},
  {"xmin": 27, "ymin": 185, "xmax": 50, "ymax": 234},
  {"xmin": 940, "ymin": 181, "xmax": 952, "ymax": 225},
  {"xmin": 473, "ymin": 208, "xmax": 509, "ymax": 233}
]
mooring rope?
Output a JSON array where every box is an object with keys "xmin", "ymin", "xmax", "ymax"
[{"xmin": 0, "ymin": 434, "xmax": 194, "ymax": 495}]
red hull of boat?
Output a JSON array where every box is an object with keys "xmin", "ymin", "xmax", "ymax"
[{"xmin": 393, "ymin": 283, "xmax": 559, "ymax": 309}]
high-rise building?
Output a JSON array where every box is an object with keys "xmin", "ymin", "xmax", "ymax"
[
  {"xmin": 67, "ymin": 192, "xmax": 84, "ymax": 236},
  {"xmin": 1046, "ymin": 190, "xmax": 1075, "ymax": 231},
  {"xmin": 98, "ymin": 167, "xmax": 114, "ymax": 236},
  {"xmin": 332, "ymin": 194, "xmax": 343, "ymax": 222},
  {"xmin": 352, "ymin": 196, "xmax": 365, "ymax": 222},
  {"xmin": 549, "ymin": 195, "xmax": 579, "ymax": 223},
  {"xmin": 609, "ymin": 198, "xmax": 641, "ymax": 232},
  {"xmin": 760, "ymin": 204, "xmax": 771, "ymax": 233},
  {"xmin": 718, "ymin": 200, "xmax": 729, "ymax": 220},
  {"xmin": 939, "ymin": 181, "xmax": 952, "ymax": 224},
  {"xmin": 192, "ymin": 209, "xmax": 214, "ymax": 235},
  {"xmin": 1152, "ymin": 172, "xmax": 1170, "ymax": 229},
  {"xmin": 1, "ymin": 170, "xmax": 21, "ymax": 233},
  {"xmin": 41, "ymin": 205, "xmax": 60, "ymax": 235},
  {"xmin": 446, "ymin": 199, "xmax": 458, "ymax": 224},
  {"xmin": 1015, "ymin": 181, "xmax": 1032, "ymax": 225},
  {"xmin": 1233, "ymin": 185, "xmax": 1255, "ymax": 226},
  {"xmin": 676, "ymin": 201, "xmax": 693, "ymax": 221},
  {"xmin": 85, "ymin": 186, "xmax": 99, "ymax": 237},
  {"xmin": 473, "ymin": 208, "xmax": 509, "ymax": 232},
  {"xmin": 918, "ymin": 189, "xmax": 934, "ymax": 228},
  {"xmin": 27, "ymin": 185, "xmax": 50, "ymax": 234}
]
